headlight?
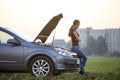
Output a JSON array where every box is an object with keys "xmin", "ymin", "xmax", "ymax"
[{"xmin": 55, "ymin": 48, "xmax": 73, "ymax": 57}]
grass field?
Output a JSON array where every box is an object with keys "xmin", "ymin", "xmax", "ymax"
[{"xmin": 0, "ymin": 56, "xmax": 120, "ymax": 80}]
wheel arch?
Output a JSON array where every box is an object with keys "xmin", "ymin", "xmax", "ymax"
[{"xmin": 27, "ymin": 53, "xmax": 56, "ymax": 72}]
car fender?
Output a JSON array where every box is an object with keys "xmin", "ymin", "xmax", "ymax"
[{"xmin": 24, "ymin": 50, "xmax": 57, "ymax": 69}]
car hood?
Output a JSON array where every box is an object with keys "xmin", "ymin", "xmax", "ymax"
[{"xmin": 34, "ymin": 13, "xmax": 63, "ymax": 43}]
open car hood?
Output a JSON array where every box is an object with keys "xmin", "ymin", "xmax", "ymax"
[{"xmin": 34, "ymin": 13, "xmax": 63, "ymax": 43}]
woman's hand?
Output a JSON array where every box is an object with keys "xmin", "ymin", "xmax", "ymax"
[{"xmin": 73, "ymin": 31, "xmax": 81, "ymax": 42}]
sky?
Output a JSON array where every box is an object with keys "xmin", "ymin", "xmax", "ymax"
[{"xmin": 0, "ymin": 0, "xmax": 120, "ymax": 42}]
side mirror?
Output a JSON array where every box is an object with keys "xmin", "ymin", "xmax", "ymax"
[{"xmin": 7, "ymin": 39, "xmax": 20, "ymax": 46}]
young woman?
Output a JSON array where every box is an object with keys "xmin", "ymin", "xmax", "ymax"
[{"xmin": 68, "ymin": 19, "xmax": 87, "ymax": 76}]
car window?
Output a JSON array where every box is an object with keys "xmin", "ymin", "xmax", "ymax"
[
  {"xmin": 6, "ymin": 28, "xmax": 33, "ymax": 42},
  {"xmin": 0, "ymin": 31, "xmax": 14, "ymax": 44}
]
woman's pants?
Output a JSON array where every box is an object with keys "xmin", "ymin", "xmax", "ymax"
[{"xmin": 71, "ymin": 46, "xmax": 87, "ymax": 75}]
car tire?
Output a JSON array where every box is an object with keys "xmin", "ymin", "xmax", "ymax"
[{"xmin": 29, "ymin": 56, "xmax": 54, "ymax": 77}]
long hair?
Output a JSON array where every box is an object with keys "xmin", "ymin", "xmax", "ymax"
[{"xmin": 68, "ymin": 19, "xmax": 80, "ymax": 37}]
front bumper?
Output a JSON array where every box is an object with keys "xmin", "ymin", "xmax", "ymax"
[{"xmin": 54, "ymin": 55, "xmax": 80, "ymax": 71}]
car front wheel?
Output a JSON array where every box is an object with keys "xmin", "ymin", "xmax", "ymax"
[{"xmin": 29, "ymin": 56, "xmax": 54, "ymax": 77}]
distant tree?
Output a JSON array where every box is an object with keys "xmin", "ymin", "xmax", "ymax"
[
  {"xmin": 95, "ymin": 36, "xmax": 108, "ymax": 55},
  {"xmin": 85, "ymin": 35, "xmax": 108, "ymax": 56},
  {"xmin": 85, "ymin": 36, "xmax": 96, "ymax": 55}
]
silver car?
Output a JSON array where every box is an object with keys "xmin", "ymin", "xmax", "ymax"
[{"xmin": 0, "ymin": 14, "xmax": 79, "ymax": 77}]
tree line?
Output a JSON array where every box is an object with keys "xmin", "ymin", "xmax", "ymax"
[{"xmin": 84, "ymin": 36, "xmax": 108, "ymax": 56}]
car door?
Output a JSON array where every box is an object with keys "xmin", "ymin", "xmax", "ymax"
[{"xmin": 0, "ymin": 30, "xmax": 24, "ymax": 69}]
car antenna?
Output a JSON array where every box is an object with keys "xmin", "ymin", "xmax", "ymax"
[{"xmin": 52, "ymin": 28, "xmax": 56, "ymax": 46}]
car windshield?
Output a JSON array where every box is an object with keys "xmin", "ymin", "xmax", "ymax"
[{"xmin": 6, "ymin": 28, "xmax": 33, "ymax": 42}]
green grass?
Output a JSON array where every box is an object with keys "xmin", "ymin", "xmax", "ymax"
[
  {"xmin": 86, "ymin": 56, "xmax": 120, "ymax": 73},
  {"xmin": 0, "ymin": 57, "xmax": 120, "ymax": 80}
]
